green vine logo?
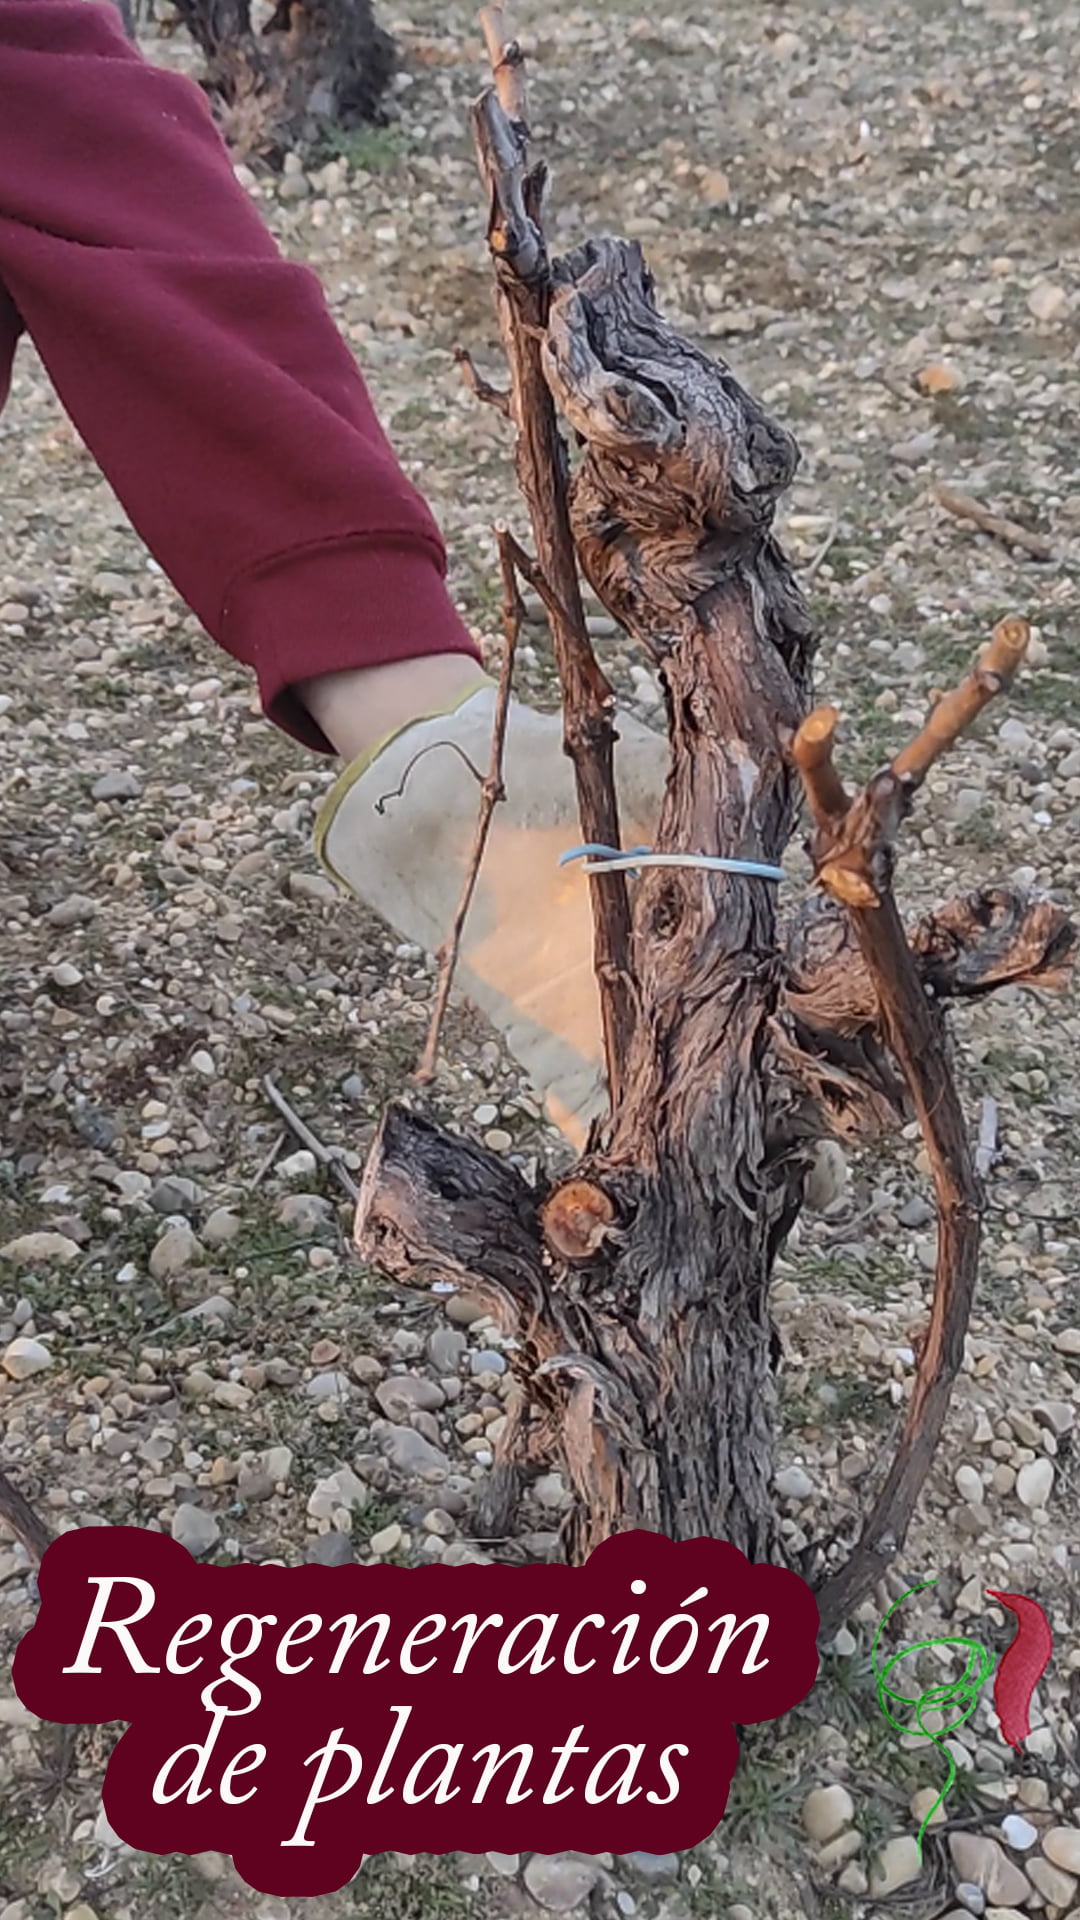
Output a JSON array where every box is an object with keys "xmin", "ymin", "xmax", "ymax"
[{"xmin": 871, "ymin": 1577, "xmax": 1053, "ymax": 1857}]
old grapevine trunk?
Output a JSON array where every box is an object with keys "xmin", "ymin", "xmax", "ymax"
[
  {"xmin": 359, "ymin": 238, "xmax": 822, "ymax": 1566},
  {"xmin": 543, "ymin": 240, "xmax": 818, "ymax": 1557},
  {"xmin": 353, "ymin": 22, "xmax": 1075, "ymax": 1616},
  {"xmin": 170, "ymin": 0, "xmax": 395, "ymax": 160}
]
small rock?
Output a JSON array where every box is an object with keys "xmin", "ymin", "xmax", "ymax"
[
  {"xmin": 428, "ymin": 1328, "xmax": 467, "ymax": 1373},
  {"xmin": 279, "ymin": 1149, "xmax": 318, "ymax": 1181},
  {"xmin": 1025, "ymin": 1856, "xmax": 1077, "ymax": 1907},
  {"xmin": 1042, "ymin": 1828, "xmax": 1080, "ymax": 1875},
  {"xmin": 953, "ymin": 1885, "xmax": 985, "ymax": 1915},
  {"xmin": 305, "ymin": 1370, "xmax": 352, "ymax": 1403},
  {"xmin": 776, "ymin": 1464, "xmax": 814, "ymax": 1502},
  {"xmin": 803, "ymin": 1783, "xmax": 855, "ymax": 1843},
  {"xmin": 203, "ymin": 1208, "xmax": 242, "ymax": 1247},
  {"xmin": 445, "ymin": 1293, "xmax": 486, "ymax": 1327},
  {"xmin": 803, "ymin": 1138, "xmax": 848, "ymax": 1212},
  {"xmin": 171, "ymin": 1504, "xmax": 221, "ymax": 1556},
  {"xmin": 0, "ymin": 1230, "xmax": 80, "ymax": 1266},
  {"xmin": 909, "ymin": 1787, "xmax": 947, "ymax": 1830},
  {"xmin": 276, "ymin": 1191, "xmax": 333, "ymax": 1233},
  {"xmin": 91, "ymin": 770, "xmax": 141, "ymax": 801},
  {"xmin": 916, "ymin": 362, "xmax": 961, "ymax": 394},
  {"xmin": 375, "ymin": 1423, "xmax": 451, "ymax": 1476},
  {"xmin": 149, "ymin": 1176, "xmax": 203, "ymax": 1216},
  {"xmin": 50, "ymin": 961, "xmax": 83, "ymax": 989},
  {"xmin": 340, "ymin": 1073, "xmax": 367, "ymax": 1105},
  {"xmin": 262, "ymin": 1445, "xmax": 293, "ymax": 1484},
  {"xmin": 306, "ymin": 1529, "xmax": 353, "ymax": 1567},
  {"xmin": 522, "ymin": 1857, "xmax": 600, "ymax": 1913},
  {"xmin": 287, "ymin": 870, "xmax": 338, "ymax": 906},
  {"xmin": 1015, "ymin": 1457, "xmax": 1054, "ymax": 1510},
  {"xmin": 1028, "ymin": 281, "xmax": 1071, "ymax": 323},
  {"xmin": 375, "ymin": 1375, "xmax": 446, "ymax": 1418},
  {"xmin": 486, "ymin": 1852, "xmax": 519, "ymax": 1876},
  {"xmin": 369, "ymin": 1523, "xmax": 403, "ymax": 1557},
  {"xmin": 619, "ymin": 1853, "xmax": 678, "ymax": 1882},
  {"xmin": 1033, "ymin": 1400, "xmax": 1074, "ymax": 1437},
  {"xmin": 190, "ymin": 1049, "xmax": 216, "ymax": 1078},
  {"xmin": 870, "ymin": 1835, "xmax": 922, "ymax": 1895},
  {"xmin": 470, "ymin": 1348, "xmax": 506, "ymax": 1375},
  {"xmin": 948, "ymin": 1833, "xmax": 1031, "ymax": 1906},
  {"xmin": 954, "ymin": 1465, "xmax": 983, "ymax": 1504},
  {"xmin": 898, "ymin": 1195, "xmax": 933, "ymax": 1228},
  {"xmin": 213, "ymin": 1381, "xmax": 253, "ymax": 1412},
  {"xmin": 999, "ymin": 1815, "xmax": 1037, "ymax": 1851},
  {"xmin": 236, "ymin": 1469, "xmax": 275, "ymax": 1503},
  {"xmin": 2, "ymin": 1337, "xmax": 53, "ymax": 1380},
  {"xmin": 182, "ymin": 1294, "xmax": 234, "ymax": 1323},
  {"xmin": 149, "ymin": 1221, "xmax": 201, "ymax": 1281},
  {"xmin": 45, "ymin": 893, "xmax": 97, "ymax": 927}
]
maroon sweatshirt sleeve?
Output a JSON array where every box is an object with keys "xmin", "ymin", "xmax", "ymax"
[{"xmin": 0, "ymin": 0, "xmax": 481, "ymax": 751}]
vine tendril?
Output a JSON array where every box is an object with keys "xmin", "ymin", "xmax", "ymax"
[{"xmin": 871, "ymin": 1577, "xmax": 997, "ymax": 1857}]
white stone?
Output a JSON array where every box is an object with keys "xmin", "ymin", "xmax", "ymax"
[
  {"xmin": 999, "ymin": 1814, "xmax": 1037, "ymax": 1851},
  {"xmin": 369, "ymin": 1523, "xmax": 403, "ymax": 1557},
  {"xmin": 1015, "ymin": 1457, "xmax": 1054, "ymax": 1509},
  {"xmin": 2, "ymin": 1337, "xmax": 53, "ymax": 1380},
  {"xmin": 0, "ymin": 1230, "xmax": 80, "ymax": 1266},
  {"xmin": 954, "ymin": 1464, "xmax": 983, "ymax": 1503},
  {"xmin": 869, "ymin": 1835, "xmax": 921, "ymax": 1895},
  {"xmin": 279, "ymin": 1149, "xmax": 318, "ymax": 1180},
  {"xmin": 802, "ymin": 1783, "xmax": 854, "ymax": 1843},
  {"xmin": 776, "ymin": 1464, "xmax": 814, "ymax": 1501}
]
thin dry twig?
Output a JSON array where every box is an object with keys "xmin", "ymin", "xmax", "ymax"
[
  {"xmin": 805, "ymin": 517, "xmax": 840, "ymax": 579},
  {"xmin": 803, "ymin": 619, "xmax": 1031, "ymax": 1632},
  {"xmin": 263, "ymin": 1073, "xmax": 360, "ymax": 1201},
  {"xmin": 936, "ymin": 485, "xmax": 1056, "ymax": 561},
  {"xmin": 415, "ymin": 525, "xmax": 523, "ymax": 1084},
  {"xmin": 248, "ymin": 1124, "xmax": 286, "ymax": 1192},
  {"xmin": 454, "ymin": 344, "xmax": 512, "ymax": 417},
  {"xmin": 471, "ymin": 5, "xmax": 638, "ymax": 1108}
]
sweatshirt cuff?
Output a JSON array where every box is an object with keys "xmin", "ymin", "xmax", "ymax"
[{"xmin": 220, "ymin": 534, "xmax": 484, "ymax": 753}]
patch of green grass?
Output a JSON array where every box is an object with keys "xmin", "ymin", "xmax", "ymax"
[
  {"xmin": 127, "ymin": 1850, "xmax": 218, "ymax": 1919},
  {"xmin": 720, "ymin": 1730, "xmax": 805, "ymax": 1851},
  {"xmin": 345, "ymin": 1852, "xmax": 478, "ymax": 1919},
  {"xmin": 319, "ymin": 125, "xmax": 407, "ymax": 173}
]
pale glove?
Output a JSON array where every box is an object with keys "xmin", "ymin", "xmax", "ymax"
[{"xmin": 314, "ymin": 681, "xmax": 669, "ymax": 1147}]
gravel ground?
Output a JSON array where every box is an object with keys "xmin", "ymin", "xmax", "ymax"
[{"xmin": 2, "ymin": 2, "xmax": 1079, "ymax": 1918}]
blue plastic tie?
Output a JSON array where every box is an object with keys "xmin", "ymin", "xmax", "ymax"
[{"xmin": 559, "ymin": 844, "xmax": 785, "ymax": 882}]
